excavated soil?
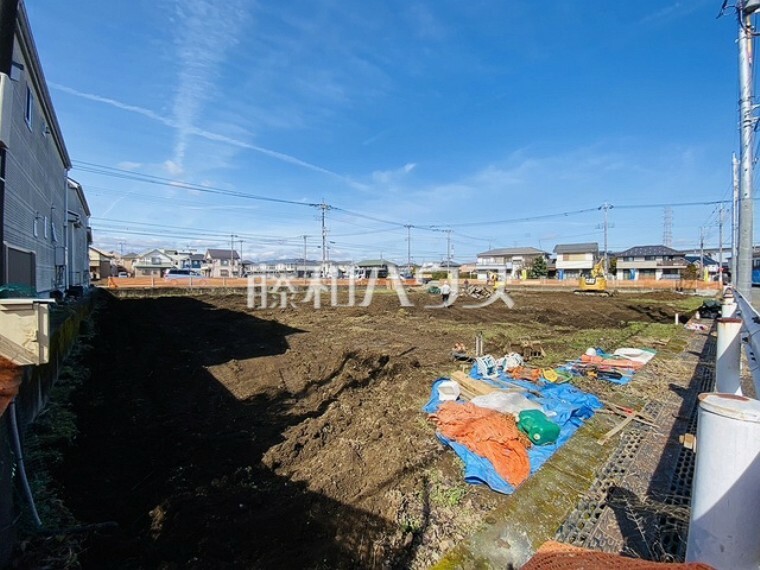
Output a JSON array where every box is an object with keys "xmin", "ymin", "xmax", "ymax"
[{"xmin": 57, "ymin": 289, "xmax": 688, "ymax": 569}]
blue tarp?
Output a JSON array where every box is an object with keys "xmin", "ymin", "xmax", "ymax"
[{"xmin": 424, "ymin": 373, "xmax": 602, "ymax": 494}]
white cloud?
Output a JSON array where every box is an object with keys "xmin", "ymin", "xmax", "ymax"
[
  {"xmin": 52, "ymin": 83, "xmax": 365, "ymax": 190},
  {"xmin": 169, "ymin": 0, "xmax": 248, "ymax": 171},
  {"xmin": 117, "ymin": 161, "xmax": 142, "ymax": 171},
  {"xmin": 371, "ymin": 162, "xmax": 417, "ymax": 186},
  {"xmin": 163, "ymin": 160, "xmax": 184, "ymax": 177}
]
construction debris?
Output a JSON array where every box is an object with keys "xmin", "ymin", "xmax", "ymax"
[
  {"xmin": 463, "ymin": 284, "xmax": 495, "ymax": 299},
  {"xmin": 519, "ymin": 337, "xmax": 546, "ymax": 361}
]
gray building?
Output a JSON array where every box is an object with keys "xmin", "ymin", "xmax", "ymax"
[
  {"xmin": 65, "ymin": 178, "xmax": 91, "ymax": 288},
  {"xmin": 615, "ymin": 245, "xmax": 687, "ymax": 281},
  {"xmin": 0, "ymin": 2, "xmax": 74, "ymax": 295}
]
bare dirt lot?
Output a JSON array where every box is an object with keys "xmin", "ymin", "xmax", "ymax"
[{"xmin": 40, "ymin": 289, "xmax": 699, "ymax": 569}]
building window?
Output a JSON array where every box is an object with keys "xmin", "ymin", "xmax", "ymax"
[
  {"xmin": 221, "ymin": 259, "xmax": 229, "ymax": 266},
  {"xmin": 220, "ymin": 269, "xmax": 229, "ymax": 277},
  {"xmin": 25, "ymin": 85, "xmax": 33, "ymax": 128},
  {"xmin": 151, "ymin": 256, "xmax": 161, "ymax": 265}
]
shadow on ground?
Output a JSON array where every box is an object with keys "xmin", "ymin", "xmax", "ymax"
[
  {"xmin": 606, "ymin": 327, "xmax": 715, "ymax": 561},
  {"xmin": 59, "ymin": 293, "xmax": 409, "ymax": 568}
]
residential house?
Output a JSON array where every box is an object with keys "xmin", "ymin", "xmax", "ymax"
[
  {"xmin": 204, "ymin": 248, "xmax": 241, "ymax": 278},
  {"xmin": 419, "ymin": 260, "xmax": 461, "ymax": 280},
  {"xmin": 475, "ymin": 247, "xmax": 549, "ymax": 280},
  {"xmin": 0, "ymin": 3, "xmax": 76, "ymax": 295},
  {"xmin": 132, "ymin": 248, "xmax": 173, "ymax": 277},
  {"xmin": 684, "ymin": 254, "xmax": 720, "ymax": 281},
  {"xmin": 117, "ymin": 252, "xmax": 138, "ymax": 274},
  {"xmin": 554, "ymin": 242, "xmax": 599, "ymax": 280},
  {"xmin": 615, "ymin": 245, "xmax": 688, "ymax": 280},
  {"xmin": 187, "ymin": 253, "xmax": 204, "ymax": 271},
  {"xmin": 356, "ymin": 259, "xmax": 397, "ymax": 279},
  {"xmin": 65, "ymin": 178, "xmax": 91, "ymax": 288},
  {"xmin": 88, "ymin": 246, "xmax": 115, "ymax": 280},
  {"xmin": 251, "ymin": 258, "xmax": 320, "ymax": 278},
  {"xmin": 162, "ymin": 249, "xmax": 186, "ymax": 269},
  {"xmin": 458, "ymin": 262, "xmax": 477, "ymax": 279}
]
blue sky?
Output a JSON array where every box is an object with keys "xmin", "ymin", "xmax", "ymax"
[{"xmin": 25, "ymin": 0, "xmax": 746, "ymax": 263}]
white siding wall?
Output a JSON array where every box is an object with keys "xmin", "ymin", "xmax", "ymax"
[{"xmin": 556, "ymin": 252, "xmax": 594, "ymax": 270}]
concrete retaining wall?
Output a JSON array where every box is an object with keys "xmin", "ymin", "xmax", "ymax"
[{"xmin": 0, "ymin": 295, "xmax": 92, "ymax": 566}]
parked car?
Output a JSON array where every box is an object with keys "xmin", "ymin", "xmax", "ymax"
[
  {"xmin": 117, "ymin": 271, "xmax": 129, "ymax": 278},
  {"xmin": 164, "ymin": 268, "xmax": 202, "ymax": 280}
]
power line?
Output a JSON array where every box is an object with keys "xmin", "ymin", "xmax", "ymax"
[{"xmin": 73, "ymin": 161, "xmax": 320, "ymax": 208}]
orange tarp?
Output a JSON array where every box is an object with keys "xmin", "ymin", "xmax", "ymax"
[
  {"xmin": 580, "ymin": 354, "xmax": 644, "ymax": 370},
  {"xmin": 430, "ymin": 402, "xmax": 531, "ymax": 487},
  {"xmin": 523, "ymin": 540, "xmax": 714, "ymax": 570},
  {"xmin": 0, "ymin": 356, "xmax": 22, "ymax": 417}
]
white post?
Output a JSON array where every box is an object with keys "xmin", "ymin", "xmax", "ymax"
[
  {"xmin": 686, "ymin": 393, "xmax": 760, "ymax": 568},
  {"xmin": 715, "ymin": 317, "xmax": 742, "ymax": 395},
  {"xmin": 722, "ymin": 291, "xmax": 737, "ymax": 318}
]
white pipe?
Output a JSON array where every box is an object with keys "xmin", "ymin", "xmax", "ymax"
[
  {"xmin": 722, "ymin": 290, "xmax": 737, "ymax": 318},
  {"xmin": 715, "ymin": 317, "xmax": 742, "ymax": 395},
  {"xmin": 686, "ymin": 393, "xmax": 760, "ymax": 569}
]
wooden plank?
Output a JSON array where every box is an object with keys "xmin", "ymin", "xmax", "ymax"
[{"xmin": 597, "ymin": 414, "xmax": 636, "ymax": 445}]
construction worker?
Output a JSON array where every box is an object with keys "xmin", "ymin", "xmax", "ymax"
[{"xmin": 441, "ymin": 281, "xmax": 451, "ymax": 307}]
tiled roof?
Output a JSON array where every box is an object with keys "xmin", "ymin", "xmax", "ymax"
[
  {"xmin": 554, "ymin": 242, "xmax": 599, "ymax": 254},
  {"xmin": 356, "ymin": 259, "xmax": 397, "ymax": 267},
  {"xmin": 206, "ymin": 248, "xmax": 240, "ymax": 260},
  {"xmin": 477, "ymin": 247, "xmax": 546, "ymax": 257},
  {"xmin": 615, "ymin": 245, "xmax": 682, "ymax": 257}
]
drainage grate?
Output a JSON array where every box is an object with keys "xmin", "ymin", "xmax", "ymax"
[
  {"xmin": 556, "ymin": 427, "xmax": 648, "ymax": 546},
  {"xmin": 657, "ymin": 358, "xmax": 715, "ymax": 560},
  {"xmin": 557, "ymin": 329, "xmax": 716, "ymax": 560}
]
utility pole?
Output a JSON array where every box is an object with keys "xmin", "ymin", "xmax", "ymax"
[
  {"xmin": 445, "ymin": 229, "xmax": 452, "ymax": 268},
  {"xmin": 718, "ymin": 207, "xmax": 725, "ymax": 283},
  {"xmin": 405, "ymin": 224, "xmax": 412, "ymax": 270},
  {"xmin": 736, "ymin": 0, "xmax": 757, "ymax": 296},
  {"xmin": 118, "ymin": 240, "xmax": 126, "ymax": 255},
  {"xmin": 302, "ymin": 234, "xmax": 307, "ymax": 278},
  {"xmin": 319, "ymin": 202, "xmax": 330, "ymax": 277},
  {"xmin": 732, "ymin": 153, "xmax": 740, "ymax": 282},
  {"xmin": 230, "ymin": 234, "xmax": 237, "ymax": 276},
  {"xmin": 601, "ymin": 202, "xmax": 611, "ymax": 274},
  {"xmin": 700, "ymin": 227, "xmax": 705, "ymax": 282},
  {"xmin": 238, "ymin": 239, "xmax": 244, "ymax": 274}
]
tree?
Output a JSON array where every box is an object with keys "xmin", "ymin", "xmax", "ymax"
[
  {"xmin": 529, "ymin": 256, "xmax": 548, "ymax": 279},
  {"xmin": 608, "ymin": 257, "xmax": 617, "ymax": 275},
  {"xmin": 684, "ymin": 264, "xmax": 698, "ymax": 281}
]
